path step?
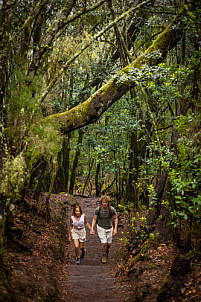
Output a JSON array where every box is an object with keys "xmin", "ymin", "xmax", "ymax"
[{"xmin": 64, "ymin": 197, "xmax": 127, "ymax": 302}]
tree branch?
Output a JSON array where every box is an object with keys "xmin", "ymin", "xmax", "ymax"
[
  {"xmin": 10, "ymin": 0, "xmax": 49, "ymax": 43},
  {"xmin": 45, "ymin": 6, "xmax": 185, "ymax": 134},
  {"xmin": 28, "ymin": 0, "xmax": 107, "ymax": 75},
  {"xmin": 37, "ymin": 0, "xmax": 152, "ymax": 105}
]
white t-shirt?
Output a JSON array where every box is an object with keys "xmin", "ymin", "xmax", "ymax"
[{"xmin": 71, "ymin": 214, "xmax": 85, "ymax": 229}]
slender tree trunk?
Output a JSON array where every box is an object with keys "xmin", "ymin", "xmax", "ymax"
[
  {"xmin": 53, "ymin": 134, "xmax": 72, "ymax": 193},
  {"xmin": 95, "ymin": 162, "xmax": 101, "ymax": 196},
  {"xmin": 45, "ymin": 159, "xmax": 58, "ymax": 221},
  {"xmin": 69, "ymin": 129, "xmax": 84, "ymax": 195},
  {"xmin": 107, "ymin": 0, "xmax": 128, "ymax": 66},
  {"xmin": 63, "ymin": 133, "xmax": 71, "ymax": 192},
  {"xmin": 82, "ymin": 159, "xmax": 94, "ymax": 196},
  {"xmin": 127, "ymin": 132, "xmax": 134, "ymax": 205}
]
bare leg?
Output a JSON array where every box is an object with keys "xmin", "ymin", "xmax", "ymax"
[
  {"xmin": 101, "ymin": 243, "xmax": 109, "ymax": 263},
  {"xmin": 79, "ymin": 241, "xmax": 84, "ymax": 248},
  {"xmin": 101, "ymin": 243, "xmax": 108, "ymax": 254},
  {"xmin": 80, "ymin": 241, "xmax": 84, "ymax": 253},
  {"xmin": 107, "ymin": 243, "xmax": 111, "ymax": 253},
  {"xmin": 80, "ymin": 241, "xmax": 85, "ymax": 258},
  {"xmin": 73, "ymin": 239, "xmax": 80, "ymax": 258}
]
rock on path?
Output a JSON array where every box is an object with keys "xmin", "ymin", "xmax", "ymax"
[{"xmin": 63, "ymin": 196, "xmax": 132, "ymax": 302}]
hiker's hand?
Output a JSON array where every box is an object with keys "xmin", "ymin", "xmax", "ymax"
[
  {"xmin": 69, "ymin": 236, "xmax": 71, "ymax": 241},
  {"xmin": 90, "ymin": 230, "xmax": 95, "ymax": 235},
  {"xmin": 113, "ymin": 229, "xmax": 117, "ymax": 236}
]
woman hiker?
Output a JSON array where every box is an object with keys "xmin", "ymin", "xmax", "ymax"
[
  {"xmin": 91, "ymin": 195, "xmax": 118, "ymax": 263},
  {"xmin": 69, "ymin": 205, "xmax": 93, "ymax": 264}
]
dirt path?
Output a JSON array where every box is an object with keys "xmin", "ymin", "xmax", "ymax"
[{"xmin": 60, "ymin": 196, "xmax": 132, "ymax": 302}]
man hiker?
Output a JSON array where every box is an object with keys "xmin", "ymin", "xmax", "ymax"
[{"xmin": 91, "ymin": 195, "xmax": 118, "ymax": 263}]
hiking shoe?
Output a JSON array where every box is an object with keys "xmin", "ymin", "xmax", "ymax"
[
  {"xmin": 75, "ymin": 257, "xmax": 80, "ymax": 264},
  {"xmin": 80, "ymin": 249, "xmax": 86, "ymax": 259},
  {"xmin": 102, "ymin": 253, "xmax": 107, "ymax": 264}
]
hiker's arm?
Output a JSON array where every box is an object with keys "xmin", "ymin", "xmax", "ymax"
[
  {"xmin": 113, "ymin": 214, "xmax": 118, "ymax": 236},
  {"xmin": 69, "ymin": 217, "xmax": 73, "ymax": 241},
  {"xmin": 84, "ymin": 214, "xmax": 94, "ymax": 233},
  {"xmin": 91, "ymin": 214, "xmax": 97, "ymax": 234}
]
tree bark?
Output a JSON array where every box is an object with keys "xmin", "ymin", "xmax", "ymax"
[
  {"xmin": 95, "ymin": 162, "xmax": 101, "ymax": 196},
  {"xmin": 69, "ymin": 129, "xmax": 84, "ymax": 195},
  {"xmin": 63, "ymin": 133, "xmax": 71, "ymax": 192},
  {"xmin": 53, "ymin": 147, "xmax": 65, "ymax": 194}
]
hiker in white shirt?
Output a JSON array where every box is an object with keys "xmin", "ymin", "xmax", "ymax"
[{"xmin": 69, "ymin": 205, "xmax": 93, "ymax": 264}]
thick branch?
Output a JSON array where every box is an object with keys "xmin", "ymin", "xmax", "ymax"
[{"xmin": 45, "ymin": 6, "xmax": 185, "ymax": 134}]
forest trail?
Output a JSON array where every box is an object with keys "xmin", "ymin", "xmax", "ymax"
[{"xmin": 61, "ymin": 196, "xmax": 132, "ymax": 302}]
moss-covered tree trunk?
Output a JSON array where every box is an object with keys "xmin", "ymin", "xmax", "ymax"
[
  {"xmin": 0, "ymin": 0, "xmax": 16, "ymax": 248},
  {"xmin": 0, "ymin": 2, "xmax": 17, "ymax": 300},
  {"xmin": 45, "ymin": 6, "xmax": 185, "ymax": 133}
]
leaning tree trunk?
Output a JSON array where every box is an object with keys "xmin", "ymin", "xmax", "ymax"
[
  {"xmin": 45, "ymin": 6, "xmax": 186, "ymax": 133},
  {"xmin": 146, "ymin": 170, "xmax": 168, "ymax": 228},
  {"xmin": 146, "ymin": 122, "xmax": 180, "ymax": 240}
]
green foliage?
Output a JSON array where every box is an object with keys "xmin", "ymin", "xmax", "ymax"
[
  {"xmin": 6, "ymin": 69, "xmax": 42, "ymax": 117},
  {"xmin": 0, "ymin": 153, "xmax": 27, "ymax": 199},
  {"xmin": 169, "ymin": 114, "xmax": 201, "ymax": 227},
  {"xmin": 26, "ymin": 120, "xmax": 62, "ymax": 163},
  {"xmin": 147, "ymin": 184, "xmax": 157, "ymax": 206}
]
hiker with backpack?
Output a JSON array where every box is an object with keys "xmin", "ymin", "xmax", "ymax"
[
  {"xmin": 90, "ymin": 195, "xmax": 118, "ymax": 263},
  {"xmin": 69, "ymin": 205, "xmax": 93, "ymax": 264}
]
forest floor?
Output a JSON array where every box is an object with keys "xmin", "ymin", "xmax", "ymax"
[{"xmin": 2, "ymin": 193, "xmax": 201, "ymax": 302}]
